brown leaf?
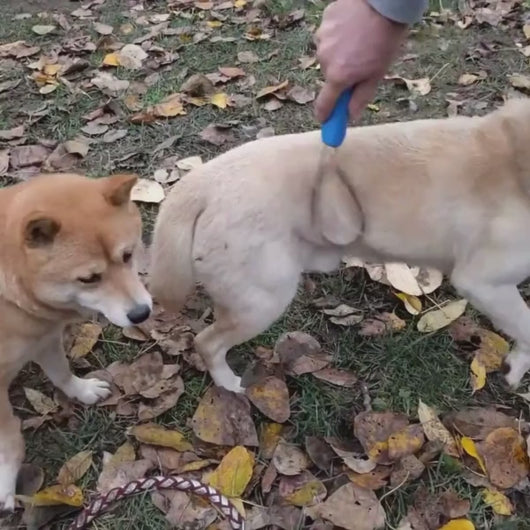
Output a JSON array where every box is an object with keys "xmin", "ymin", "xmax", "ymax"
[
  {"xmin": 304, "ymin": 436, "xmax": 336, "ymax": 472},
  {"xmin": 17, "ymin": 464, "xmax": 44, "ymax": 498},
  {"xmin": 81, "ymin": 122, "xmax": 109, "ymax": 136},
  {"xmin": 64, "ymin": 139, "xmax": 89, "ymax": 158},
  {"xmin": 312, "ymin": 367, "xmax": 357, "ymax": 387},
  {"xmin": 152, "ymin": 490, "xmax": 217, "ymax": 527},
  {"xmin": 388, "ymin": 424, "xmax": 425, "ymax": 460},
  {"xmin": 326, "ymin": 437, "xmax": 376, "ymax": 474},
  {"xmin": 181, "ymin": 73, "xmax": 215, "ymax": 96},
  {"xmin": 390, "ymin": 454, "xmax": 425, "ymax": 486},
  {"xmin": 263, "ymin": 98, "xmax": 283, "ymax": 111},
  {"xmin": 138, "ymin": 377, "xmax": 185, "ymax": 421},
  {"xmin": 238, "ymin": 50, "xmax": 259, "ymax": 63},
  {"xmin": 10, "ymin": 145, "xmax": 49, "ymax": 168},
  {"xmin": 94, "ymin": 22, "xmax": 113, "ymax": 35},
  {"xmin": 24, "ymin": 388, "xmax": 58, "ymax": 416},
  {"xmin": 192, "ymin": 386, "xmax": 258, "ymax": 446},
  {"xmin": 0, "ymin": 149, "xmax": 9, "ymax": 176},
  {"xmin": 279, "ymin": 471, "xmax": 326, "ymax": 507},
  {"xmin": 69, "ymin": 322, "xmax": 102, "ymax": 359},
  {"xmin": 256, "ymin": 80, "xmax": 289, "ymax": 99},
  {"xmin": 275, "ymin": 331, "xmax": 331, "ymax": 375},
  {"xmin": 354, "ymin": 411, "xmax": 410, "ymax": 464},
  {"xmin": 0, "ymin": 125, "xmax": 24, "ymax": 141},
  {"xmin": 102, "ymin": 129, "xmax": 128, "ymax": 143},
  {"xmin": 259, "ymin": 423, "xmax": 283, "ymax": 459},
  {"xmin": 57, "ymin": 450, "xmax": 93, "ymax": 486},
  {"xmin": 347, "ymin": 466, "xmax": 391, "ymax": 491},
  {"xmin": 477, "ymin": 427, "xmax": 529, "ymax": 489},
  {"xmin": 246, "ymin": 376, "xmax": 290, "ymax": 423},
  {"xmin": 287, "ymin": 85, "xmax": 315, "ymax": 105},
  {"xmin": 0, "ymin": 40, "xmax": 40, "ymax": 59},
  {"xmin": 218, "ymin": 66, "xmax": 246, "ymax": 79},
  {"xmin": 98, "ymin": 459, "xmax": 152, "ymax": 493},
  {"xmin": 199, "ymin": 123, "xmax": 235, "ymax": 145},
  {"xmin": 359, "ymin": 312, "xmax": 406, "ymax": 337},
  {"xmin": 306, "ymin": 482, "xmax": 385, "ymax": 530},
  {"xmin": 91, "ymin": 72, "xmax": 130, "ymax": 96},
  {"xmin": 443, "ymin": 407, "xmax": 517, "ymax": 441},
  {"xmin": 272, "ymin": 439, "xmax": 309, "ymax": 476}
]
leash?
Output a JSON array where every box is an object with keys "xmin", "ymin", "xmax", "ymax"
[{"xmin": 67, "ymin": 475, "xmax": 245, "ymax": 530}]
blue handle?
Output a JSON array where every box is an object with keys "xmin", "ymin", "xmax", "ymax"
[{"xmin": 321, "ymin": 88, "xmax": 353, "ymax": 148}]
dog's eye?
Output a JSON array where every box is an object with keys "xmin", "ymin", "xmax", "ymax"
[
  {"xmin": 78, "ymin": 273, "xmax": 102, "ymax": 284},
  {"xmin": 123, "ymin": 251, "xmax": 133, "ymax": 264}
]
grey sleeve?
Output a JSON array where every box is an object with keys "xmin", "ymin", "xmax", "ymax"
[{"xmin": 366, "ymin": 0, "xmax": 428, "ymax": 24}]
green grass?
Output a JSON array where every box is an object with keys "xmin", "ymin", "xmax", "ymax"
[{"xmin": 2, "ymin": 0, "xmax": 530, "ymax": 527}]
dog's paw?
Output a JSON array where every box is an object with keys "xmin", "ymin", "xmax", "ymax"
[
  {"xmin": 220, "ymin": 376, "xmax": 245, "ymax": 395},
  {"xmin": 502, "ymin": 353, "xmax": 530, "ymax": 390},
  {"xmin": 66, "ymin": 377, "xmax": 111, "ymax": 405},
  {"xmin": 0, "ymin": 493, "xmax": 15, "ymax": 513},
  {"xmin": 0, "ymin": 472, "xmax": 17, "ymax": 513}
]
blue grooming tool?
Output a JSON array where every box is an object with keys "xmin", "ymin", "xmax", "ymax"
[{"xmin": 321, "ymin": 88, "xmax": 353, "ymax": 148}]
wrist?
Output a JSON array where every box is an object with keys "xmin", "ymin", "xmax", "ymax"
[{"xmin": 365, "ymin": 0, "xmax": 427, "ymax": 25}]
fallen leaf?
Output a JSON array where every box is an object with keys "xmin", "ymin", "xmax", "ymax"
[
  {"xmin": 117, "ymin": 44, "xmax": 148, "ymax": 69},
  {"xmin": 91, "ymin": 72, "xmax": 130, "ymax": 95},
  {"xmin": 131, "ymin": 179, "xmax": 165, "ymax": 204},
  {"xmin": 509, "ymin": 73, "xmax": 530, "ymax": 91},
  {"xmin": 246, "ymin": 376, "xmax": 290, "ymax": 423},
  {"xmin": 473, "ymin": 331, "xmax": 509, "ymax": 372},
  {"xmin": 354, "ymin": 411, "xmax": 410, "ymax": 464},
  {"xmin": 438, "ymin": 520, "xmax": 475, "ymax": 530},
  {"xmin": 210, "ymin": 92, "xmax": 229, "ymax": 109},
  {"xmin": 280, "ymin": 472, "xmax": 326, "ymax": 507},
  {"xmin": 64, "ymin": 139, "xmax": 89, "ymax": 157},
  {"xmin": 16, "ymin": 464, "xmax": 44, "ymax": 497},
  {"xmin": 387, "ymin": 75, "xmax": 431, "ymax": 96},
  {"xmin": 181, "ymin": 74, "xmax": 215, "ymax": 96},
  {"xmin": 359, "ymin": 312, "xmax": 406, "ymax": 336},
  {"xmin": 208, "ymin": 446, "xmax": 254, "ymax": 497},
  {"xmin": 237, "ymin": 50, "xmax": 259, "ymax": 63},
  {"xmin": 138, "ymin": 378, "xmax": 184, "ymax": 421},
  {"xmin": 481, "ymin": 488, "xmax": 513, "ymax": 516},
  {"xmin": 218, "ymin": 66, "xmax": 246, "ymax": 79},
  {"xmin": 395, "ymin": 292, "xmax": 422, "ymax": 315},
  {"xmin": 263, "ymin": 98, "xmax": 283, "ymax": 111},
  {"xmin": 478, "ymin": 427, "xmax": 529, "ymax": 489},
  {"xmin": 321, "ymin": 304, "xmax": 363, "ymax": 326},
  {"xmin": 10, "ymin": 145, "xmax": 49, "ymax": 168},
  {"xmin": 304, "ymin": 437, "xmax": 336, "ymax": 472},
  {"xmin": 327, "ymin": 437, "xmax": 376, "ymax": 474},
  {"xmin": 32, "ymin": 25, "xmax": 56, "ymax": 35},
  {"xmin": 470, "ymin": 357, "xmax": 486, "ymax": 393},
  {"xmin": 152, "ymin": 489, "xmax": 217, "ymax": 528},
  {"xmin": 347, "ymin": 466, "xmax": 391, "ymax": 491},
  {"xmin": 29, "ymin": 485, "xmax": 83, "ymax": 507},
  {"xmin": 390, "ymin": 454, "xmax": 425, "ymax": 486},
  {"xmin": 259, "ymin": 423, "xmax": 283, "ymax": 459},
  {"xmin": 458, "ymin": 73, "xmax": 479, "ymax": 86},
  {"xmin": 388, "ymin": 424, "xmax": 425, "ymax": 461},
  {"xmin": 385, "ymin": 263, "xmax": 422, "ymax": 295},
  {"xmin": 129, "ymin": 424, "xmax": 193, "ymax": 452},
  {"xmin": 69, "ymin": 322, "xmax": 102, "ymax": 358},
  {"xmin": 176, "ymin": 156, "xmax": 203, "ymax": 171},
  {"xmin": 305, "ymin": 482, "xmax": 385, "ymax": 530},
  {"xmin": 199, "ymin": 123, "xmax": 235, "ymax": 145},
  {"xmin": 417, "ymin": 400, "xmax": 459, "ymax": 457},
  {"xmin": 0, "ymin": 125, "xmax": 24, "ymax": 140},
  {"xmin": 287, "ymin": 85, "xmax": 315, "ymax": 104},
  {"xmin": 94, "ymin": 22, "xmax": 113, "ymax": 35},
  {"xmin": 444, "ymin": 407, "xmax": 517, "ymax": 441},
  {"xmin": 24, "ymin": 388, "xmax": 58, "ymax": 416},
  {"xmin": 0, "ymin": 149, "xmax": 9, "ymax": 176},
  {"xmin": 98, "ymin": 459, "xmax": 152, "ymax": 493},
  {"xmin": 103, "ymin": 52, "xmax": 120, "ymax": 66},
  {"xmin": 272, "ymin": 439, "xmax": 309, "ymax": 475},
  {"xmin": 417, "ymin": 300, "xmax": 468, "ymax": 333},
  {"xmin": 275, "ymin": 331, "xmax": 331, "ymax": 375},
  {"xmin": 256, "ymin": 80, "xmax": 289, "ymax": 99},
  {"xmin": 311, "ymin": 366, "xmax": 357, "ymax": 388},
  {"xmin": 192, "ymin": 386, "xmax": 258, "ymax": 446},
  {"xmin": 102, "ymin": 129, "xmax": 128, "ymax": 143},
  {"xmin": 57, "ymin": 450, "xmax": 93, "ymax": 485}
]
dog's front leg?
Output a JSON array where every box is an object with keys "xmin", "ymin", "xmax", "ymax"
[
  {"xmin": 0, "ymin": 386, "xmax": 24, "ymax": 511},
  {"xmin": 451, "ymin": 274, "xmax": 530, "ymax": 388},
  {"xmin": 36, "ymin": 333, "xmax": 111, "ymax": 405}
]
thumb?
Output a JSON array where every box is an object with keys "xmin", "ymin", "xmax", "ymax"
[
  {"xmin": 347, "ymin": 78, "xmax": 379, "ymax": 122},
  {"xmin": 315, "ymin": 81, "xmax": 350, "ymax": 123}
]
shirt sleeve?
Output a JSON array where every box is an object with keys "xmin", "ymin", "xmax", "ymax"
[{"xmin": 366, "ymin": 0, "xmax": 428, "ymax": 24}]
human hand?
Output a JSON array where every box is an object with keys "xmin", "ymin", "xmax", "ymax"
[{"xmin": 314, "ymin": 0, "xmax": 408, "ymax": 122}]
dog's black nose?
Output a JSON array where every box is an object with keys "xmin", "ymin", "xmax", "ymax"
[{"xmin": 127, "ymin": 304, "xmax": 151, "ymax": 324}]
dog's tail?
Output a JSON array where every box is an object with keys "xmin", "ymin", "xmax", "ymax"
[{"xmin": 148, "ymin": 185, "xmax": 205, "ymax": 312}]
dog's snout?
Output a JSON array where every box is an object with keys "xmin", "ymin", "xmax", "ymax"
[{"xmin": 127, "ymin": 304, "xmax": 151, "ymax": 324}]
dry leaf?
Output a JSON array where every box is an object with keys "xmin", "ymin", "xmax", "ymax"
[
  {"xmin": 321, "ymin": 304, "xmax": 363, "ymax": 326},
  {"xmin": 417, "ymin": 300, "xmax": 468, "ymax": 332},
  {"xmin": 395, "ymin": 292, "xmax": 422, "ymax": 315},
  {"xmin": 69, "ymin": 322, "xmax": 102, "ymax": 359},
  {"xmin": 246, "ymin": 376, "xmax": 290, "ymax": 423},
  {"xmin": 24, "ymin": 388, "xmax": 58, "ymax": 416},
  {"xmin": 192, "ymin": 386, "xmax": 258, "ymax": 446},
  {"xmin": 102, "ymin": 129, "xmax": 128, "ymax": 143},
  {"xmin": 64, "ymin": 140, "xmax": 89, "ymax": 157},
  {"xmin": 305, "ymin": 482, "xmax": 385, "ymax": 530},
  {"xmin": 94, "ymin": 22, "xmax": 113, "ymax": 35},
  {"xmin": 347, "ymin": 466, "xmax": 391, "ymax": 491},
  {"xmin": 0, "ymin": 149, "xmax": 9, "ymax": 176},
  {"xmin": 259, "ymin": 423, "xmax": 283, "ymax": 459},
  {"xmin": 199, "ymin": 123, "xmax": 234, "ymax": 145},
  {"xmin": 481, "ymin": 488, "xmax": 513, "ymax": 515},
  {"xmin": 470, "ymin": 357, "xmax": 486, "ymax": 393},
  {"xmin": 461, "ymin": 436, "xmax": 487, "ymax": 474},
  {"xmin": 388, "ymin": 424, "xmax": 425, "ymax": 461},
  {"xmin": 32, "ymin": 25, "xmax": 56, "ymax": 35},
  {"xmin": 438, "ymin": 521, "xmax": 475, "ymax": 530},
  {"xmin": 326, "ymin": 437, "xmax": 376, "ymax": 474},
  {"xmin": 311, "ymin": 368, "xmax": 357, "ymax": 387},
  {"xmin": 218, "ymin": 66, "xmax": 246, "ymax": 79},
  {"xmin": 152, "ymin": 489, "xmax": 217, "ymax": 528},
  {"xmin": 131, "ymin": 179, "xmax": 165, "ymax": 204},
  {"xmin": 117, "ymin": 44, "xmax": 148, "ymax": 69},
  {"xmin": 129, "ymin": 424, "xmax": 193, "ymax": 452},
  {"xmin": 384, "ymin": 263, "xmax": 422, "ymax": 295},
  {"xmin": 359, "ymin": 312, "xmax": 406, "ymax": 336},
  {"xmin": 0, "ymin": 125, "xmax": 24, "ymax": 140},
  {"xmin": 287, "ymin": 85, "xmax": 315, "ymax": 105},
  {"xmin": 390, "ymin": 454, "xmax": 425, "ymax": 486},
  {"xmin": 417, "ymin": 400, "xmax": 458, "ymax": 457},
  {"xmin": 16, "ymin": 464, "xmax": 44, "ymax": 496},
  {"xmin": 238, "ymin": 50, "xmax": 259, "ymax": 63},
  {"xmin": 272, "ymin": 439, "xmax": 309, "ymax": 475},
  {"xmin": 176, "ymin": 156, "xmax": 203, "ymax": 171},
  {"xmin": 458, "ymin": 73, "xmax": 479, "ymax": 86},
  {"xmin": 275, "ymin": 331, "xmax": 330, "ymax": 375},
  {"xmin": 478, "ymin": 427, "xmax": 529, "ymax": 489},
  {"xmin": 208, "ymin": 446, "xmax": 254, "ymax": 497},
  {"xmin": 256, "ymin": 80, "xmax": 289, "ymax": 99},
  {"xmin": 280, "ymin": 472, "xmax": 326, "ymax": 507},
  {"xmin": 509, "ymin": 73, "xmax": 530, "ymax": 91},
  {"xmin": 10, "ymin": 145, "xmax": 49, "ymax": 168},
  {"xmin": 387, "ymin": 75, "xmax": 431, "ymax": 96},
  {"xmin": 91, "ymin": 72, "xmax": 130, "ymax": 95},
  {"xmin": 138, "ymin": 378, "xmax": 184, "ymax": 421},
  {"xmin": 304, "ymin": 437, "xmax": 336, "ymax": 472},
  {"xmin": 57, "ymin": 450, "xmax": 93, "ymax": 485},
  {"xmin": 444, "ymin": 407, "xmax": 517, "ymax": 441},
  {"xmin": 29, "ymin": 485, "xmax": 83, "ymax": 507}
]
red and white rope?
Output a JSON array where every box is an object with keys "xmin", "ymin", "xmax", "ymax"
[{"xmin": 67, "ymin": 475, "xmax": 245, "ymax": 530}]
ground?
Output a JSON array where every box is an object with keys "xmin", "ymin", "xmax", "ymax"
[{"xmin": 1, "ymin": 0, "xmax": 530, "ymax": 529}]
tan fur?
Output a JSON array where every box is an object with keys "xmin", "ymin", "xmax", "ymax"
[
  {"xmin": 0, "ymin": 173, "xmax": 152, "ymax": 510},
  {"xmin": 150, "ymin": 98, "xmax": 530, "ymax": 394}
]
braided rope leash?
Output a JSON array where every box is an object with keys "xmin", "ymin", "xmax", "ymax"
[{"xmin": 67, "ymin": 475, "xmax": 245, "ymax": 530}]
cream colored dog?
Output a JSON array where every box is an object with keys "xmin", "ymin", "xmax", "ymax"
[{"xmin": 150, "ymin": 98, "xmax": 530, "ymax": 394}]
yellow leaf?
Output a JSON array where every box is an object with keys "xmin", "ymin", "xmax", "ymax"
[
  {"xmin": 229, "ymin": 497, "xmax": 246, "ymax": 517},
  {"xmin": 208, "ymin": 446, "xmax": 254, "ymax": 498},
  {"xmin": 470, "ymin": 357, "xmax": 486, "ymax": 393},
  {"xmin": 367, "ymin": 103, "xmax": 380, "ymax": 112},
  {"xmin": 210, "ymin": 92, "xmax": 229, "ymax": 109},
  {"xmin": 30, "ymin": 484, "xmax": 83, "ymax": 507},
  {"xmin": 417, "ymin": 400, "xmax": 459, "ymax": 457},
  {"xmin": 43, "ymin": 64, "xmax": 61, "ymax": 76},
  {"xmin": 103, "ymin": 52, "xmax": 120, "ymax": 66},
  {"xmin": 154, "ymin": 94, "xmax": 186, "ymax": 117},
  {"xmin": 24, "ymin": 387, "xmax": 58, "ymax": 416},
  {"xmin": 69, "ymin": 322, "xmax": 102, "ymax": 359},
  {"xmin": 57, "ymin": 450, "xmax": 93, "ymax": 485},
  {"xmin": 207, "ymin": 20, "xmax": 223, "ymax": 28},
  {"xmin": 395, "ymin": 292, "xmax": 422, "ymax": 315},
  {"xmin": 439, "ymin": 520, "xmax": 475, "ymax": 530},
  {"xmin": 387, "ymin": 425, "xmax": 425, "ymax": 461},
  {"xmin": 128, "ymin": 424, "xmax": 193, "ymax": 452},
  {"xmin": 234, "ymin": 0, "xmax": 246, "ymax": 6},
  {"xmin": 259, "ymin": 422, "xmax": 283, "ymax": 459},
  {"xmin": 475, "ymin": 331, "xmax": 509, "ymax": 372},
  {"xmin": 482, "ymin": 488, "xmax": 513, "ymax": 515},
  {"xmin": 285, "ymin": 479, "xmax": 326, "ymax": 506},
  {"xmin": 367, "ymin": 441, "xmax": 388, "ymax": 462},
  {"xmin": 417, "ymin": 299, "xmax": 468, "ymax": 333},
  {"xmin": 458, "ymin": 73, "xmax": 479, "ymax": 86},
  {"xmin": 39, "ymin": 84, "xmax": 58, "ymax": 95},
  {"xmin": 181, "ymin": 459, "xmax": 217, "ymax": 472},
  {"xmin": 461, "ymin": 436, "xmax": 487, "ymax": 474},
  {"xmin": 111, "ymin": 441, "xmax": 136, "ymax": 465},
  {"xmin": 524, "ymin": 23, "xmax": 530, "ymax": 39}
]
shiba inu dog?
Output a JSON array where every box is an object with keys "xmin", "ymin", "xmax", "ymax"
[
  {"xmin": 149, "ymin": 98, "xmax": 530, "ymax": 395},
  {"xmin": 0, "ymin": 172, "xmax": 152, "ymax": 510}
]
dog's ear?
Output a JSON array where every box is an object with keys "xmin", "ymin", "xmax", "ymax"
[
  {"xmin": 103, "ymin": 173, "xmax": 138, "ymax": 206},
  {"xmin": 24, "ymin": 217, "xmax": 61, "ymax": 247}
]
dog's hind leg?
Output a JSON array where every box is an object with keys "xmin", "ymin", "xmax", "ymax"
[
  {"xmin": 0, "ymin": 386, "xmax": 24, "ymax": 511},
  {"xmin": 451, "ymin": 271, "xmax": 530, "ymax": 388},
  {"xmin": 195, "ymin": 280, "xmax": 299, "ymax": 394}
]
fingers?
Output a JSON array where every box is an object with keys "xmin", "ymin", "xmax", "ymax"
[
  {"xmin": 314, "ymin": 81, "xmax": 349, "ymax": 123},
  {"xmin": 347, "ymin": 79, "xmax": 379, "ymax": 121}
]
